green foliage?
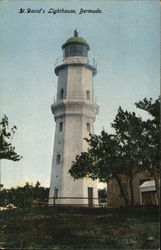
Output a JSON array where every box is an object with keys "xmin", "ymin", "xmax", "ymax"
[
  {"xmin": 135, "ymin": 97, "xmax": 160, "ymax": 171},
  {"xmin": 70, "ymin": 152, "xmax": 94, "ymax": 179},
  {"xmin": 69, "ymin": 98, "xmax": 160, "ymax": 207},
  {"xmin": 135, "ymin": 97, "xmax": 160, "ymax": 122},
  {"xmin": 69, "ymin": 133, "xmax": 125, "ymax": 183},
  {"xmin": 0, "ymin": 115, "xmax": 22, "ymax": 161},
  {"xmin": 69, "ymin": 109, "xmax": 148, "ymax": 206},
  {"xmin": 112, "ymin": 107, "xmax": 149, "ymax": 170},
  {"xmin": 0, "ymin": 181, "xmax": 49, "ymax": 208},
  {"xmin": 135, "ymin": 97, "xmax": 160, "ymax": 203},
  {"xmin": 111, "ymin": 106, "xmax": 156, "ymax": 206}
]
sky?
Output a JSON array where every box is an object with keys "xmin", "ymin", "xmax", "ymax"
[{"xmin": 0, "ymin": 0, "xmax": 160, "ymax": 188}]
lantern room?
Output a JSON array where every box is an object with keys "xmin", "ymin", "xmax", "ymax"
[{"xmin": 62, "ymin": 30, "xmax": 90, "ymax": 58}]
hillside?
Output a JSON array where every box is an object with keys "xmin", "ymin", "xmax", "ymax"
[{"xmin": 0, "ymin": 206, "xmax": 159, "ymax": 249}]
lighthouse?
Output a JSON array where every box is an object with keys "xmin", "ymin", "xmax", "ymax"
[{"xmin": 49, "ymin": 30, "xmax": 99, "ymax": 206}]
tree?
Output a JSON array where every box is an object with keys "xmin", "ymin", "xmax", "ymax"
[
  {"xmin": 69, "ymin": 98, "xmax": 159, "ymax": 207},
  {"xmin": 135, "ymin": 97, "xmax": 160, "ymax": 203},
  {"xmin": 69, "ymin": 132, "xmax": 131, "ymax": 206},
  {"xmin": 0, "ymin": 115, "xmax": 22, "ymax": 161},
  {"xmin": 111, "ymin": 107, "xmax": 152, "ymax": 206},
  {"xmin": 69, "ymin": 115, "xmax": 147, "ymax": 207},
  {"xmin": 0, "ymin": 181, "xmax": 49, "ymax": 208}
]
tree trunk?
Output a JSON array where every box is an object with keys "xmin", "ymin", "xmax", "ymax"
[
  {"xmin": 153, "ymin": 164, "xmax": 160, "ymax": 205},
  {"xmin": 129, "ymin": 170, "xmax": 134, "ymax": 207},
  {"xmin": 115, "ymin": 175, "xmax": 129, "ymax": 207}
]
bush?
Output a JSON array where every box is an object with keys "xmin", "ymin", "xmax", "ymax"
[{"xmin": 0, "ymin": 182, "xmax": 49, "ymax": 208}]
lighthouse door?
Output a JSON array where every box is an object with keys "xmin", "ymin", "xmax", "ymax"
[{"xmin": 88, "ymin": 187, "xmax": 93, "ymax": 207}]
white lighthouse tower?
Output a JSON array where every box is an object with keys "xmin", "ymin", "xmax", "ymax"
[{"xmin": 49, "ymin": 30, "xmax": 99, "ymax": 206}]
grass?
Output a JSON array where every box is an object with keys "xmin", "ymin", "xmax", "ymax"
[{"xmin": 0, "ymin": 206, "xmax": 160, "ymax": 249}]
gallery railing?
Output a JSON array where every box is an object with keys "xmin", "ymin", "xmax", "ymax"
[
  {"xmin": 52, "ymin": 94, "xmax": 98, "ymax": 104},
  {"xmin": 54, "ymin": 56, "xmax": 97, "ymax": 70}
]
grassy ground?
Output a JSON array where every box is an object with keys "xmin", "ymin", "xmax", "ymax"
[{"xmin": 0, "ymin": 206, "xmax": 160, "ymax": 249}]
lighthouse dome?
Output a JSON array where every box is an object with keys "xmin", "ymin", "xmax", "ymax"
[{"xmin": 62, "ymin": 30, "xmax": 90, "ymax": 57}]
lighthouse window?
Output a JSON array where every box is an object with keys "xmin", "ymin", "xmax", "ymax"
[
  {"xmin": 87, "ymin": 123, "xmax": 90, "ymax": 133},
  {"xmin": 56, "ymin": 154, "xmax": 61, "ymax": 164},
  {"xmin": 86, "ymin": 91, "xmax": 90, "ymax": 100},
  {"xmin": 64, "ymin": 43, "xmax": 88, "ymax": 57},
  {"xmin": 60, "ymin": 89, "xmax": 64, "ymax": 99},
  {"xmin": 77, "ymin": 44, "xmax": 83, "ymax": 54},
  {"xmin": 70, "ymin": 44, "xmax": 76, "ymax": 55},
  {"xmin": 65, "ymin": 46, "xmax": 70, "ymax": 57},
  {"xmin": 59, "ymin": 122, "xmax": 63, "ymax": 132}
]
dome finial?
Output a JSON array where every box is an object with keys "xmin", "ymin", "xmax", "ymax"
[{"xmin": 74, "ymin": 29, "xmax": 78, "ymax": 37}]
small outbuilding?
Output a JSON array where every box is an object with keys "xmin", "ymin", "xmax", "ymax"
[{"xmin": 139, "ymin": 180, "xmax": 158, "ymax": 206}]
